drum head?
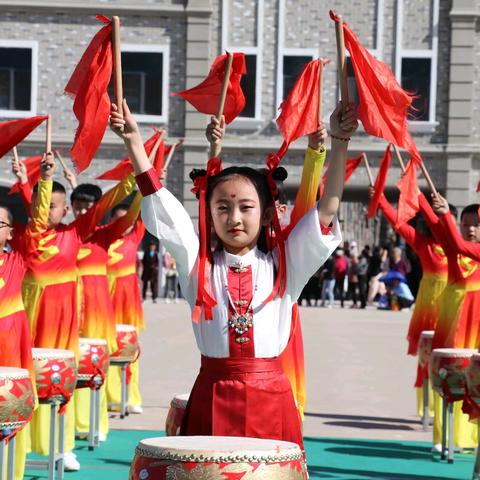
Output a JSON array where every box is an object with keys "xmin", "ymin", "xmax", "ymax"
[
  {"xmin": 136, "ymin": 436, "xmax": 302, "ymax": 462},
  {"xmin": 432, "ymin": 348, "xmax": 477, "ymax": 358},
  {"xmin": 419, "ymin": 331, "xmax": 434, "ymax": 338},
  {"xmin": 32, "ymin": 348, "xmax": 75, "ymax": 359},
  {"xmin": 116, "ymin": 324, "xmax": 136, "ymax": 333},
  {"xmin": 80, "ymin": 338, "xmax": 108, "ymax": 346},
  {"xmin": 0, "ymin": 366, "xmax": 29, "ymax": 379}
]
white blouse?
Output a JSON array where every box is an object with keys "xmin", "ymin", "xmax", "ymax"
[{"xmin": 141, "ymin": 187, "xmax": 342, "ymax": 358}]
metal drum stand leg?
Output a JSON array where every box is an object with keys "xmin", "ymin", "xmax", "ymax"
[
  {"xmin": 472, "ymin": 422, "xmax": 480, "ymax": 480},
  {"xmin": 121, "ymin": 363, "xmax": 129, "ymax": 419},
  {"xmin": 0, "ymin": 440, "xmax": 4, "ymax": 480},
  {"xmin": 88, "ymin": 388, "xmax": 101, "ymax": 450},
  {"xmin": 441, "ymin": 397, "xmax": 448, "ymax": 460},
  {"xmin": 422, "ymin": 378, "xmax": 430, "ymax": 431},
  {"xmin": 448, "ymin": 402, "xmax": 455, "ymax": 464},
  {"xmin": 6, "ymin": 436, "xmax": 15, "ymax": 480}
]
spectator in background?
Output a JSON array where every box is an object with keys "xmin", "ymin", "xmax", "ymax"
[
  {"xmin": 334, "ymin": 249, "xmax": 348, "ymax": 308},
  {"xmin": 141, "ymin": 242, "xmax": 159, "ymax": 303},
  {"xmin": 347, "ymin": 254, "xmax": 360, "ymax": 308},
  {"xmin": 357, "ymin": 250, "xmax": 369, "ymax": 309},
  {"xmin": 378, "ymin": 271, "xmax": 414, "ymax": 311},
  {"xmin": 389, "ymin": 246, "xmax": 408, "ymax": 277},
  {"xmin": 367, "ymin": 246, "xmax": 388, "ymax": 303},
  {"xmin": 163, "ymin": 251, "xmax": 179, "ymax": 303},
  {"xmin": 320, "ymin": 255, "xmax": 335, "ymax": 308}
]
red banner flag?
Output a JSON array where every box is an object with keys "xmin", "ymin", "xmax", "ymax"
[
  {"xmin": 172, "ymin": 52, "xmax": 246, "ymax": 124},
  {"xmin": 477, "ymin": 181, "xmax": 480, "ymax": 193},
  {"xmin": 275, "ymin": 59, "xmax": 325, "ymax": 160},
  {"xmin": 0, "ymin": 116, "xmax": 48, "ymax": 159},
  {"xmin": 319, "ymin": 154, "xmax": 363, "ymax": 198},
  {"xmin": 330, "ymin": 11, "xmax": 421, "ymax": 163},
  {"xmin": 367, "ymin": 145, "xmax": 392, "ymax": 218},
  {"xmin": 96, "ymin": 130, "xmax": 166, "ymax": 180},
  {"xmin": 8, "ymin": 155, "xmax": 43, "ymax": 195},
  {"xmin": 65, "ymin": 15, "xmax": 113, "ymax": 173},
  {"xmin": 396, "ymin": 161, "xmax": 420, "ymax": 227}
]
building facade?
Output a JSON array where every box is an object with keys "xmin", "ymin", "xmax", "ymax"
[{"xmin": 0, "ymin": 0, "xmax": 478, "ymax": 245}]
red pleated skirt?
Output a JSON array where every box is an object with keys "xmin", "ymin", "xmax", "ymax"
[{"xmin": 181, "ymin": 356, "xmax": 304, "ymax": 450}]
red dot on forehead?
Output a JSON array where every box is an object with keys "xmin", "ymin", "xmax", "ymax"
[{"xmin": 230, "ymin": 194, "xmax": 236, "ymax": 198}]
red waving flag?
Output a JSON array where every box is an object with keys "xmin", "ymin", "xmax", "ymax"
[
  {"xmin": 477, "ymin": 180, "xmax": 480, "ymax": 193},
  {"xmin": 276, "ymin": 59, "xmax": 324, "ymax": 160},
  {"xmin": 367, "ymin": 145, "xmax": 392, "ymax": 218},
  {"xmin": 65, "ymin": 15, "xmax": 113, "ymax": 173},
  {"xmin": 396, "ymin": 160, "xmax": 420, "ymax": 227},
  {"xmin": 8, "ymin": 155, "xmax": 43, "ymax": 195},
  {"xmin": 319, "ymin": 154, "xmax": 363, "ymax": 198},
  {"xmin": 172, "ymin": 53, "xmax": 246, "ymax": 124},
  {"xmin": 330, "ymin": 11, "xmax": 420, "ymax": 163},
  {"xmin": 97, "ymin": 130, "xmax": 166, "ymax": 180},
  {"xmin": 0, "ymin": 116, "xmax": 48, "ymax": 159}
]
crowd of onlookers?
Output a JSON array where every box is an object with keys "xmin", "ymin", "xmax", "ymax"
[{"xmin": 299, "ymin": 241, "xmax": 417, "ymax": 311}]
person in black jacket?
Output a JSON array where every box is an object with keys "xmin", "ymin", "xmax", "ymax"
[{"xmin": 141, "ymin": 241, "xmax": 159, "ymax": 303}]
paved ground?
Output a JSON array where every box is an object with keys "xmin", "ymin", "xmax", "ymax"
[{"xmin": 110, "ymin": 300, "xmax": 430, "ymax": 443}]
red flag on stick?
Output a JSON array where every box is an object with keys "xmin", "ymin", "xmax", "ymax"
[
  {"xmin": 319, "ymin": 155, "xmax": 363, "ymax": 198},
  {"xmin": 367, "ymin": 145, "xmax": 392, "ymax": 218},
  {"xmin": 477, "ymin": 181, "xmax": 480, "ymax": 193},
  {"xmin": 396, "ymin": 160, "xmax": 420, "ymax": 227},
  {"xmin": 8, "ymin": 155, "xmax": 43, "ymax": 195},
  {"xmin": 0, "ymin": 116, "xmax": 48, "ymax": 159},
  {"xmin": 65, "ymin": 15, "xmax": 113, "ymax": 173},
  {"xmin": 172, "ymin": 52, "xmax": 246, "ymax": 124},
  {"xmin": 275, "ymin": 59, "xmax": 326, "ymax": 160},
  {"xmin": 96, "ymin": 130, "xmax": 165, "ymax": 180},
  {"xmin": 330, "ymin": 11, "xmax": 421, "ymax": 162}
]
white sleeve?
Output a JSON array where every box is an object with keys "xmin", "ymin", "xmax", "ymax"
[
  {"xmin": 140, "ymin": 188, "xmax": 199, "ymax": 284},
  {"xmin": 285, "ymin": 204, "xmax": 342, "ymax": 301}
]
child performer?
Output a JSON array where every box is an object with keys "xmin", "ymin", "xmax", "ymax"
[
  {"xmin": 22, "ymin": 157, "xmax": 137, "ymax": 471},
  {"xmin": 106, "ymin": 195, "xmax": 145, "ymax": 413},
  {"xmin": 419, "ymin": 194, "xmax": 480, "ymax": 450},
  {"xmin": 110, "ymin": 99, "xmax": 357, "ymax": 448}
]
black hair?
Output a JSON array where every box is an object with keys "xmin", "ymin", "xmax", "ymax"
[
  {"xmin": 33, "ymin": 180, "xmax": 66, "ymax": 195},
  {"xmin": 111, "ymin": 203, "xmax": 130, "ymax": 218},
  {"xmin": 70, "ymin": 183, "xmax": 102, "ymax": 204},
  {"xmin": 258, "ymin": 167, "xmax": 288, "ymax": 204},
  {"xmin": 0, "ymin": 205, "xmax": 13, "ymax": 225},
  {"xmin": 461, "ymin": 204, "xmax": 480, "ymax": 221}
]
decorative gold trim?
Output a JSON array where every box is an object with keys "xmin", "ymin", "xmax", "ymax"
[{"xmin": 0, "ymin": 421, "xmax": 27, "ymax": 429}]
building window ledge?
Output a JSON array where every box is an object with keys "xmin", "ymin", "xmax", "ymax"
[
  {"xmin": 407, "ymin": 120, "xmax": 439, "ymax": 133},
  {"xmin": 230, "ymin": 118, "xmax": 264, "ymax": 130}
]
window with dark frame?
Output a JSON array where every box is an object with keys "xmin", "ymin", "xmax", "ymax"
[
  {"xmin": 109, "ymin": 51, "xmax": 164, "ymax": 117},
  {"xmin": 239, "ymin": 54, "xmax": 256, "ymax": 118},
  {"xmin": 0, "ymin": 47, "xmax": 32, "ymax": 111},
  {"xmin": 401, "ymin": 57, "xmax": 431, "ymax": 122},
  {"xmin": 282, "ymin": 55, "xmax": 313, "ymax": 101}
]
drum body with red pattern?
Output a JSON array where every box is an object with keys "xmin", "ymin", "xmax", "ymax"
[
  {"xmin": 32, "ymin": 348, "xmax": 77, "ymax": 404},
  {"xmin": 0, "ymin": 367, "xmax": 35, "ymax": 440},
  {"xmin": 77, "ymin": 338, "xmax": 109, "ymax": 389},
  {"xmin": 165, "ymin": 393, "xmax": 189, "ymax": 436},
  {"xmin": 430, "ymin": 348, "xmax": 476, "ymax": 402},
  {"xmin": 110, "ymin": 325, "xmax": 139, "ymax": 364},
  {"xmin": 418, "ymin": 330, "xmax": 434, "ymax": 371},
  {"xmin": 466, "ymin": 353, "xmax": 480, "ymax": 407},
  {"xmin": 129, "ymin": 436, "xmax": 308, "ymax": 480}
]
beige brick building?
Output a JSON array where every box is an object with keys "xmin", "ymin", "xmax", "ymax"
[{"xmin": 0, "ymin": 0, "xmax": 478, "ymax": 245}]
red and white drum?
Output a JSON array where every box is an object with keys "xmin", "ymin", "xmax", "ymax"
[
  {"xmin": 430, "ymin": 348, "xmax": 476, "ymax": 402},
  {"xmin": 165, "ymin": 393, "xmax": 189, "ymax": 436},
  {"xmin": 32, "ymin": 348, "xmax": 77, "ymax": 404},
  {"xmin": 466, "ymin": 353, "xmax": 480, "ymax": 407},
  {"xmin": 418, "ymin": 330, "xmax": 434, "ymax": 371},
  {"xmin": 129, "ymin": 436, "xmax": 307, "ymax": 480},
  {"xmin": 0, "ymin": 367, "xmax": 35, "ymax": 440},
  {"xmin": 110, "ymin": 325, "xmax": 139, "ymax": 364},
  {"xmin": 77, "ymin": 338, "xmax": 110, "ymax": 389}
]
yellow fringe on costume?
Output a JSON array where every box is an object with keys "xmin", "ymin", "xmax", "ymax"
[
  {"xmin": 416, "ymin": 385, "xmax": 434, "ymax": 418},
  {"xmin": 74, "ymin": 387, "xmax": 109, "ymax": 437},
  {"xmin": 106, "ymin": 360, "xmax": 142, "ymax": 408}
]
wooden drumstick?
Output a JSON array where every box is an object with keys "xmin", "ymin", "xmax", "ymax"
[
  {"xmin": 55, "ymin": 150, "xmax": 69, "ymax": 172},
  {"xmin": 362, "ymin": 153, "xmax": 374, "ymax": 187}
]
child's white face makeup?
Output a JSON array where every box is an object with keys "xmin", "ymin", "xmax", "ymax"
[
  {"xmin": 209, "ymin": 176, "xmax": 269, "ymax": 256},
  {"xmin": 461, "ymin": 212, "xmax": 480, "ymax": 242},
  {"xmin": 0, "ymin": 208, "xmax": 13, "ymax": 249}
]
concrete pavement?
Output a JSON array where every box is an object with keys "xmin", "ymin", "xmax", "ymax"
[{"xmin": 110, "ymin": 300, "xmax": 430, "ymax": 443}]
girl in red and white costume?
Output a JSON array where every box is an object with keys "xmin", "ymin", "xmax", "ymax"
[{"xmin": 110, "ymin": 100, "xmax": 357, "ymax": 451}]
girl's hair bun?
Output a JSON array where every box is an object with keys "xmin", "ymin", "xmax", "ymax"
[
  {"xmin": 272, "ymin": 166, "xmax": 288, "ymax": 182},
  {"xmin": 189, "ymin": 168, "xmax": 207, "ymax": 181}
]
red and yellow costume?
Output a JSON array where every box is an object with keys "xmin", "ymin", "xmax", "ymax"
[
  {"xmin": 280, "ymin": 146, "xmax": 326, "ymax": 419},
  {"xmin": 75, "ymin": 176, "xmax": 137, "ymax": 437},
  {"xmin": 22, "ymin": 177, "xmax": 135, "ymax": 456},
  {"xmin": 420, "ymin": 195, "xmax": 479, "ymax": 448},
  {"xmin": 106, "ymin": 193, "xmax": 144, "ymax": 408}
]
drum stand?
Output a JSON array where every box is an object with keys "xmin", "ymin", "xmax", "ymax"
[
  {"xmin": 26, "ymin": 403, "xmax": 66, "ymax": 480},
  {"xmin": 422, "ymin": 378, "xmax": 430, "ymax": 431},
  {"xmin": 110, "ymin": 361, "xmax": 130, "ymax": 419},
  {"xmin": 88, "ymin": 387, "xmax": 101, "ymax": 450},
  {"xmin": 0, "ymin": 435, "xmax": 17, "ymax": 480},
  {"xmin": 472, "ymin": 423, "xmax": 480, "ymax": 480},
  {"xmin": 440, "ymin": 398, "xmax": 455, "ymax": 463}
]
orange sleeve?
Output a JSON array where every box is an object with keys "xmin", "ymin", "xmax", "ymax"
[
  {"xmin": 103, "ymin": 191, "xmax": 142, "ymax": 245},
  {"xmin": 73, "ymin": 174, "xmax": 136, "ymax": 241}
]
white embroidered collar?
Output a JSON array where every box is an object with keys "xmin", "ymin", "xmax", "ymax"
[{"xmin": 223, "ymin": 247, "xmax": 258, "ymax": 269}]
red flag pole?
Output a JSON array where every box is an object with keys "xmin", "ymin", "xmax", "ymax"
[
  {"xmin": 318, "ymin": 59, "xmax": 324, "ymax": 124},
  {"xmin": 46, "ymin": 114, "xmax": 52, "ymax": 153},
  {"xmin": 148, "ymin": 130, "xmax": 164, "ymax": 164},
  {"xmin": 112, "ymin": 16, "xmax": 123, "ymax": 117},
  {"xmin": 393, "ymin": 144, "xmax": 406, "ymax": 174},
  {"xmin": 334, "ymin": 15, "xmax": 349, "ymax": 105},
  {"xmin": 362, "ymin": 153, "xmax": 374, "ymax": 187}
]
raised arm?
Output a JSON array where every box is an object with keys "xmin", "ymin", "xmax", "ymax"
[
  {"xmin": 318, "ymin": 103, "xmax": 358, "ymax": 227},
  {"xmin": 12, "ymin": 157, "xmax": 32, "ymax": 212}
]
